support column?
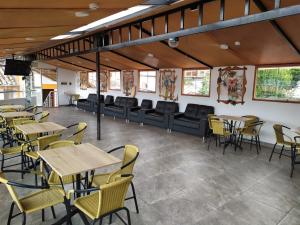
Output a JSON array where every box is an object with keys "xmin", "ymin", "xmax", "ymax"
[{"xmin": 96, "ymin": 51, "xmax": 101, "ymax": 140}]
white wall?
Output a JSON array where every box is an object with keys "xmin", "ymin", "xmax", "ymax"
[{"xmin": 54, "ymin": 64, "xmax": 300, "ymax": 144}]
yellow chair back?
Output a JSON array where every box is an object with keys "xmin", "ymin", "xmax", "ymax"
[
  {"xmin": 273, "ymin": 124, "xmax": 285, "ymax": 144},
  {"xmin": 48, "ymin": 140, "xmax": 75, "ymax": 149},
  {"xmin": 39, "ymin": 111, "xmax": 50, "ymax": 123},
  {"xmin": 97, "ymin": 175, "xmax": 133, "ymax": 218},
  {"xmin": 38, "ymin": 134, "xmax": 61, "ymax": 151},
  {"xmin": 208, "ymin": 114, "xmax": 219, "ymax": 130},
  {"xmin": 122, "ymin": 145, "xmax": 139, "ymax": 175},
  {"xmin": 211, "ymin": 119, "xmax": 226, "ymax": 136},
  {"xmin": 0, "ymin": 172, "xmax": 24, "ymax": 212},
  {"xmin": 68, "ymin": 122, "xmax": 87, "ymax": 144}
]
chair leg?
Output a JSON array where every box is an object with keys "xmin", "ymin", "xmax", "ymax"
[
  {"xmin": 21, "ymin": 152, "xmax": 24, "ymax": 179},
  {"xmin": 290, "ymin": 146, "xmax": 296, "ymax": 178},
  {"xmin": 64, "ymin": 198, "xmax": 72, "ymax": 225},
  {"xmin": 130, "ymin": 182, "xmax": 139, "ymax": 214},
  {"xmin": 42, "ymin": 209, "xmax": 45, "ymax": 222},
  {"xmin": 1, "ymin": 154, "xmax": 4, "ymax": 171},
  {"xmin": 22, "ymin": 212, "xmax": 26, "ymax": 225},
  {"xmin": 269, "ymin": 143, "xmax": 277, "ymax": 162},
  {"xmin": 258, "ymin": 135, "xmax": 262, "ymax": 150},
  {"xmin": 255, "ymin": 136, "xmax": 259, "ymax": 154},
  {"xmin": 222, "ymin": 136, "xmax": 226, "ymax": 155},
  {"xmin": 109, "ymin": 214, "xmax": 113, "ymax": 224},
  {"xmin": 7, "ymin": 202, "xmax": 15, "ymax": 225},
  {"xmin": 51, "ymin": 206, "xmax": 56, "ymax": 219},
  {"xmin": 99, "ymin": 218, "xmax": 103, "ymax": 225},
  {"xmin": 78, "ymin": 211, "xmax": 90, "ymax": 225},
  {"xmin": 250, "ymin": 137, "xmax": 253, "ymax": 150},
  {"xmin": 124, "ymin": 208, "xmax": 131, "ymax": 225},
  {"xmin": 279, "ymin": 145, "xmax": 285, "ymax": 159}
]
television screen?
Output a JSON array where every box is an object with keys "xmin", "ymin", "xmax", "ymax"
[{"xmin": 4, "ymin": 59, "xmax": 32, "ymax": 76}]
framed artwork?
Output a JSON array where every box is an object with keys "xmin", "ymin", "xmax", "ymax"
[
  {"xmin": 217, "ymin": 66, "xmax": 247, "ymax": 105},
  {"xmin": 159, "ymin": 69, "xmax": 177, "ymax": 100},
  {"xmin": 80, "ymin": 72, "xmax": 89, "ymax": 90},
  {"xmin": 100, "ymin": 70, "xmax": 108, "ymax": 92},
  {"xmin": 123, "ymin": 70, "xmax": 135, "ymax": 96}
]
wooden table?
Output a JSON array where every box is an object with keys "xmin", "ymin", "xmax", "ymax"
[
  {"xmin": 0, "ymin": 104, "xmax": 24, "ymax": 112},
  {"xmin": 0, "ymin": 111, "xmax": 33, "ymax": 119},
  {"xmin": 64, "ymin": 92, "xmax": 80, "ymax": 105},
  {"xmin": 38, "ymin": 143, "xmax": 121, "ymax": 225},
  {"xmin": 16, "ymin": 122, "xmax": 66, "ymax": 135}
]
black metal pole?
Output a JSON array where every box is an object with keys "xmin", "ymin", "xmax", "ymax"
[{"xmin": 96, "ymin": 51, "xmax": 101, "ymax": 140}]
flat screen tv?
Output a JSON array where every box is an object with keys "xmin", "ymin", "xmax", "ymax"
[{"xmin": 4, "ymin": 59, "xmax": 32, "ymax": 76}]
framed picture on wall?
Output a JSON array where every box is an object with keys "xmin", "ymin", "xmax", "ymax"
[
  {"xmin": 123, "ymin": 70, "xmax": 135, "ymax": 96},
  {"xmin": 100, "ymin": 70, "xmax": 108, "ymax": 92},
  {"xmin": 80, "ymin": 71, "xmax": 89, "ymax": 90},
  {"xmin": 159, "ymin": 69, "xmax": 177, "ymax": 100},
  {"xmin": 217, "ymin": 66, "xmax": 247, "ymax": 105}
]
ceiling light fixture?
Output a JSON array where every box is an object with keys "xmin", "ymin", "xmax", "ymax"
[
  {"xmin": 75, "ymin": 11, "xmax": 89, "ymax": 17},
  {"xmin": 168, "ymin": 37, "xmax": 179, "ymax": 48},
  {"xmin": 147, "ymin": 53, "xmax": 154, "ymax": 57},
  {"xmin": 51, "ymin": 34, "xmax": 80, "ymax": 40},
  {"xmin": 220, "ymin": 44, "xmax": 229, "ymax": 50},
  {"xmin": 71, "ymin": 5, "xmax": 152, "ymax": 32},
  {"xmin": 25, "ymin": 37, "xmax": 35, "ymax": 41},
  {"xmin": 234, "ymin": 41, "xmax": 241, "ymax": 46},
  {"xmin": 89, "ymin": 3, "xmax": 99, "ymax": 10}
]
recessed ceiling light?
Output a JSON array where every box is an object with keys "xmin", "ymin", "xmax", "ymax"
[
  {"xmin": 234, "ymin": 41, "xmax": 241, "ymax": 46},
  {"xmin": 25, "ymin": 37, "xmax": 35, "ymax": 41},
  {"xmin": 220, "ymin": 44, "xmax": 229, "ymax": 50},
  {"xmin": 89, "ymin": 3, "xmax": 99, "ymax": 10},
  {"xmin": 104, "ymin": 58, "xmax": 110, "ymax": 62},
  {"xmin": 4, "ymin": 48, "xmax": 12, "ymax": 51},
  {"xmin": 77, "ymin": 61, "xmax": 82, "ymax": 64},
  {"xmin": 75, "ymin": 11, "xmax": 89, "ymax": 17},
  {"xmin": 51, "ymin": 34, "xmax": 80, "ymax": 40},
  {"xmin": 147, "ymin": 53, "xmax": 154, "ymax": 57},
  {"xmin": 71, "ymin": 5, "xmax": 152, "ymax": 32}
]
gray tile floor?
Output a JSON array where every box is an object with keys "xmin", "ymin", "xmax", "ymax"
[{"xmin": 1, "ymin": 106, "xmax": 300, "ymax": 225}]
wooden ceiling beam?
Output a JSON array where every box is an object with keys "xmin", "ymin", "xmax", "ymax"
[
  {"xmin": 76, "ymin": 55, "xmax": 121, "ymax": 71},
  {"xmin": 253, "ymin": 0, "xmax": 300, "ymax": 55},
  {"xmin": 57, "ymin": 59, "xmax": 93, "ymax": 71},
  {"xmin": 110, "ymin": 50, "xmax": 159, "ymax": 70},
  {"xmin": 133, "ymin": 25, "xmax": 212, "ymax": 69}
]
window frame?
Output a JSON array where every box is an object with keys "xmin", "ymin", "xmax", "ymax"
[
  {"xmin": 181, "ymin": 68, "xmax": 211, "ymax": 97},
  {"xmin": 138, "ymin": 70, "xmax": 157, "ymax": 93},
  {"xmin": 109, "ymin": 70, "xmax": 121, "ymax": 91},
  {"xmin": 252, "ymin": 64, "xmax": 300, "ymax": 104}
]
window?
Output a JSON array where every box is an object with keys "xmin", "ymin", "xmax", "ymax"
[
  {"xmin": 139, "ymin": 70, "xmax": 156, "ymax": 92},
  {"xmin": 88, "ymin": 72, "xmax": 96, "ymax": 88},
  {"xmin": 109, "ymin": 71, "xmax": 121, "ymax": 90},
  {"xmin": 182, "ymin": 69, "xmax": 210, "ymax": 96},
  {"xmin": 254, "ymin": 66, "xmax": 300, "ymax": 102}
]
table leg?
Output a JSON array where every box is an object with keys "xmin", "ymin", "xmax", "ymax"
[{"xmin": 76, "ymin": 173, "xmax": 81, "ymax": 198}]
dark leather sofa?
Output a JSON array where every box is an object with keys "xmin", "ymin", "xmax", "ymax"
[
  {"xmin": 77, "ymin": 94, "xmax": 104, "ymax": 112},
  {"xmin": 127, "ymin": 99, "xmax": 153, "ymax": 123},
  {"xmin": 101, "ymin": 95, "xmax": 114, "ymax": 113},
  {"xmin": 104, "ymin": 96, "xmax": 138, "ymax": 119},
  {"xmin": 169, "ymin": 104, "xmax": 214, "ymax": 137},
  {"xmin": 142, "ymin": 101, "xmax": 179, "ymax": 129}
]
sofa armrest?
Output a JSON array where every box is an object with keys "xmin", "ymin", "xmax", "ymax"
[
  {"xmin": 173, "ymin": 112, "xmax": 184, "ymax": 119},
  {"xmin": 104, "ymin": 103, "xmax": 114, "ymax": 107},
  {"xmin": 77, "ymin": 99, "xmax": 87, "ymax": 102}
]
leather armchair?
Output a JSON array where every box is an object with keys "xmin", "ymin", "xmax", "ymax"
[
  {"xmin": 101, "ymin": 95, "xmax": 114, "ymax": 114},
  {"xmin": 104, "ymin": 96, "xmax": 138, "ymax": 119},
  {"xmin": 169, "ymin": 104, "xmax": 214, "ymax": 137},
  {"xmin": 77, "ymin": 94, "xmax": 103, "ymax": 112},
  {"xmin": 127, "ymin": 99, "xmax": 153, "ymax": 123},
  {"xmin": 142, "ymin": 101, "xmax": 179, "ymax": 129}
]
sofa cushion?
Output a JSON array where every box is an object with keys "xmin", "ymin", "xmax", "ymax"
[
  {"xmin": 104, "ymin": 95, "xmax": 114, "ymax": 105},
  {"xmin": 126, "ymin": 98, "xmax": 138, "ymax": 107},
  {"xmin": 184, "ymin": 104, "xmax": 214, "ymax": 120},
  {"xmin": 105, "ymin": 105, "xmax": 123, "ymax": 112},
  {"xmin": 174, "ymin": 117, "xmax": 201, "ymax": 129},
  {"xmin": 184, "ymin": 104, "xmax": 199, "ymax": 119},
  {"xmin": 145, "ymin": 112, "xmax": 164, "ymax": 122},
  {"xmin": 155, "ymin": 101, "xmax": 166, "ymax": 114},
  {"xmin": 164, "ymin": 102, "xmax": 179, "ymax": 114},
  {"xmin": 141, "ymin": 99, "xmax": 152, "ymax": 109}
]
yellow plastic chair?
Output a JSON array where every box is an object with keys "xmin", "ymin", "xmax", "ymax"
[
  {"xmin": 90, "ymin": 145, "xmax": 139, "ymax": 213},
  {"xmin": 291, "ymin": 136, "xmax": 300, "ymax": 177},
  {"xmin": 24, "ymin": 105, "xmax": 38, "ymax": 114},
  {"xmin": 1, "ymin": 108, "xmax": 18, "ymax": 113},
  {"xmin": 269, "ymin": 124, "xmax": 294, "ymax": 162},
  {"xmin": 66, "ymin": 122, "xmax": 87, "ymax": 144},
  {"xmin": 237, "ymin": 120, "xmax": 264, "ymax": 154},
  {"xmin": 71, "ymin": 175, "xmax": 133, "ymax": 225},
  {"xmin": 208, "ymin": 119, "xmax": 233, "ymax": 154},
  {"xmin": 0, "ymin": 171, "xmax": 65, "ymax": 225},
  {"xmin": 12, "ymin": 118, "xmax": 36, "ymax": 141},
  {"xmin": 35, "ymin": 111, "xmax": 50, "ymax": 123}
]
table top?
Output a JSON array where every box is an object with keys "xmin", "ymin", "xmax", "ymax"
[
  {"xmin": 0, "ymin": 105, "xmax": 24, "ymax": 111},
  {"xmin": 38, "ymin": 143, "xmax": 122, "ymax": 177},
  {"xmin": 16, "ymin": 122, "xmax": 66, "ymax": 135},
  {"xmin": 0, "ymin": 111, "xmax": 33, "ymax": 119},
  {"xmin": 64, "ymin": 92, "xmax": 80, "ymax": 96},
  {"xmin": 217, "ymin": 115, "xmax": 251, "ymax": 122}
]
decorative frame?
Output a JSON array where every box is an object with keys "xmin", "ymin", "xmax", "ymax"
[
  {"xmin": 159, "ymin": 69, "xmax": 177, "ymax": 100},
  {"xmin": 217, "ymin": 66, "xmax": 247, "ymax": 105},
  {"xmin": 80, "ymin": 71, "xmax": 89, "ymax": 90},
  {"xmin": 123, "ymin": 70, "xmax": 135, "ymax": 96},
  {"xmin": 100, "ymin": 70, "xmax": 108, "ymax": 92}
]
